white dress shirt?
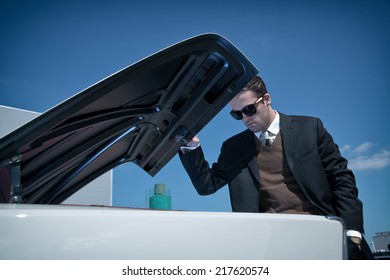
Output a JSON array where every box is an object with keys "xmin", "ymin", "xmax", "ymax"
[{"xmin": 256, "ymin": 110, "xmax": 280, "ymax": 145}]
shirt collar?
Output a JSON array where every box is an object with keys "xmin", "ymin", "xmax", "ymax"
[
  {"xmin": 267, "ymin": 111, "xmax": 280, "ymax": 136},
  {"xmin": 255, "ymin": 111, "xmax": 280, "ymax": 138}
]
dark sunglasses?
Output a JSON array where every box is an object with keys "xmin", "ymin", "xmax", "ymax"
[{"xmin": 230, "ymin": 96, "xmax": 263, "ymax": 120}]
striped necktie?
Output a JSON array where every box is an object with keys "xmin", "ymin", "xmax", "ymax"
[
  {"xmin": 260, "ymin": 130, "xmax": 271, "ymax": 147},
  {"xmin": 265, "ymin": 137, "xmax": 271, "ymax": 147}
]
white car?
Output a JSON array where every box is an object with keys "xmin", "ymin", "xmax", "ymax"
[{"xmin": 0, "ymin": 34, "xmax": 347, "ymax": 260}]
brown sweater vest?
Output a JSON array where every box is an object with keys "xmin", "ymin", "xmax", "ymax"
[{"xmin": 256, "ymin": 133, "xmax": 318, "ymax": 214}]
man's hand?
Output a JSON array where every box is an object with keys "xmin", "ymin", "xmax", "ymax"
[
  {"xmin": 350, "ymin": 236, "xmax": 362, "ymax": 249},
  {"xmin": 180, "ymin": 135, "xmax": 200, "ymax": 154},
  {"xmin": 187, "ymin": 135, "xmax": 200, "ymax": 147}
]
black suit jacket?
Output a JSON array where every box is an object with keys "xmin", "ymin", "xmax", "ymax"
[{"xmin": 180, "ymin": 113, "xmax": 364, "ymax": 234}]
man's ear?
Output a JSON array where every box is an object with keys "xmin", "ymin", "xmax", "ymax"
[{"xmin": 264, "ymin": 93, "xmax": 271, "ymax": 104}]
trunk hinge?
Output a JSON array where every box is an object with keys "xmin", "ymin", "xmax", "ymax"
[{"xmin": 9, "ymin": 154, "xmax": 22, "ymax": 204}]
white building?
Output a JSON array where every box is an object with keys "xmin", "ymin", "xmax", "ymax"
[
  {"xmin": 372, "ymin": 231, "xmax": 390, "ymax": 252},
  {"xmin": 0, "ymin": 105, "xmax": 113, "ymax": 206}
]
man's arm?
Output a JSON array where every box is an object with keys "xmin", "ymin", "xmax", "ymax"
[
  {"xmin": 179, "ymin": 137, "xmax": 228, "ymax": 195},
  {"xmin": 315, "ymin": 118, "xmax": 364, "ymax": 235}
]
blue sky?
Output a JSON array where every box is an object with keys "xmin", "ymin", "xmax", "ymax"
[{"xmin": 1, "ymin": 0, "xmax": 389, "ymax": 245}]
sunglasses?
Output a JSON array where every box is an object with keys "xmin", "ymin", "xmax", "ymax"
[{"xmin": 230, "ymin": 96, "xmax": 263, "ymax": 120}]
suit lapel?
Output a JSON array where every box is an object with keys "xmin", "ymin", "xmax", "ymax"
[
  {"xmin": 279, "ymin": 113, "xmax": 297, "ymax": 172},
  {"xmin": 248, "ymin": 152, "xmax": 260, "ymax": 184},
  {"xmin": 239, "ymin": 130, "xmax": 261, "ymax": 184}
]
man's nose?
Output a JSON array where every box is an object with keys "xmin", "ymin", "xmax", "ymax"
[{"xmin": 242, "ymin": 114, "xmax": 250, "ymax": 121}]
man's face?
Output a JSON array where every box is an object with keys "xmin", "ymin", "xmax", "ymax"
[{"xmin": 229, "ymin": 90, "xmax": 272, "ymax": 133}]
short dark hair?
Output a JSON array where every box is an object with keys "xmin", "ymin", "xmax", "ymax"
[{"xmin": 241, "ymin": 76, "xmax": 267, "ymax": 97}]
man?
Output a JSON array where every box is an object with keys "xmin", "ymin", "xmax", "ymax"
[{"xmin": 179, "ymin": 75, "xmax": 373, "ymax": 259}]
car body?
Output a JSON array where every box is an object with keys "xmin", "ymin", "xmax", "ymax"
[
  {"xmin": 0, "ymin": 203, "xmax": 345, "ymax": 259},
  {"xmin": 0, "ymin": 34, "xmax": 347, "ymax": 259}
]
